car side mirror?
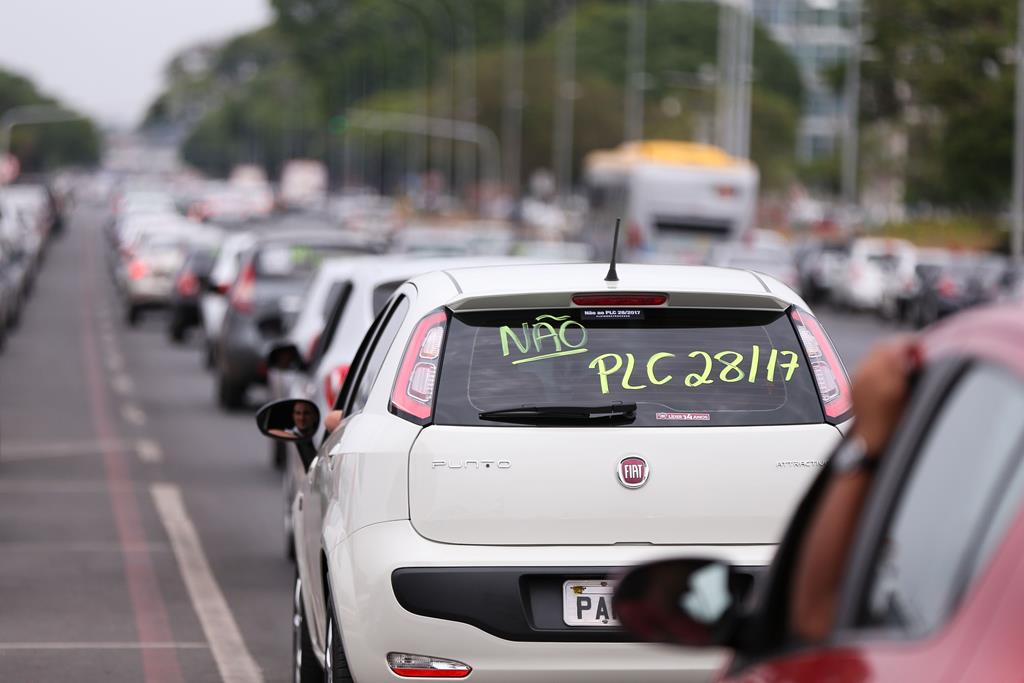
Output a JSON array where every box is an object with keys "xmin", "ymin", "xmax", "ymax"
[
  {"xmin": 266, "ymin": 341, "xmax": 307, "ymax": 372},
  {"xmin": 613, "ymin": 558, "xmax": 753, "ymax": 648},
  {"xmin": 255, "ymin": 399, "xmax": 320, "ymax": 443}
]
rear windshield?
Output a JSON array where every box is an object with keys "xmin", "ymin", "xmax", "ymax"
[
  {"xmin": 434, "ymin": 308, "xmax": 824, "ymax": 427},
  {"xmin": 255, "ymin": 244, "xmax": 365, "ymax": 279}
]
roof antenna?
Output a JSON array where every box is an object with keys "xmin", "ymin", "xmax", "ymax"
[{"xmin": 604, "ymin": 218, "xmax": 621, "ymax": 282}]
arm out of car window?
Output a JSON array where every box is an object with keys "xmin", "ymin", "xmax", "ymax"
[{"xmin": 791, "ymin": 338, "xmax": 917, "ymax": 641}]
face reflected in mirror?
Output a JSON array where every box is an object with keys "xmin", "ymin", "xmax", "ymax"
[
  {"xmin": 258, "ymin": 399, "xmax": 320, "ymax": 442},
  {"xmin": 613, "ymin": 559, "xmax": 740, "ymax": 647}
]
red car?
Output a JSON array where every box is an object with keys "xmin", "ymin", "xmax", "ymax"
[{"xmin": 614, "ymin": 302, "xmax": 1024, "ymax": 683}]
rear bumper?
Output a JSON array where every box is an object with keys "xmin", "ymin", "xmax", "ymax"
[{"xmin": 326, "ymin": 520, "xmax": 768, "ymax": 682}]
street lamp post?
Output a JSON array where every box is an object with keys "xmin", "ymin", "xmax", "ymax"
[
  {"xmin": 1013, "ymin": 0, "xmax": 1024, "ymax": 265},
  {"xmin": 1, "ymin": 105, "xmax": 85, "ymax": 175}
]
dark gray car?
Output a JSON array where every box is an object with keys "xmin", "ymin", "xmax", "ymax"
[{"xmin": 214, "ymin": 225, "xmax": 380, "ymax": 408}]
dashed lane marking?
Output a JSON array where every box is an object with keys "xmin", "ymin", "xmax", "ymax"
[
  {"xmin": 112, "ymin": 373, "xmax": 135, "ymax": 396},
  {"xmin": 105, "ymin": 349, "xmax": 125, "ymax": 373},
  {"xmin": 151, "ymin": 483, "xmax": 264, "ymax": 683},
  {"xmin": 136, "ymin": 439, "xmax": 163, "ymax": 464},
  {"xmin": 0, "ymin": 642, "xmax": 207, "ymax": 651},
  {"xmin": 121, "ymin": 403, "xmax": 147, "ymax": 427}
]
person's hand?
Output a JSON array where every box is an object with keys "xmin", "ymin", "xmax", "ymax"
[
  {"xmin": 850, "ymin": 336, "xmax": 920, "ymax": 456},
  {"xmin": 324, "ymin": 410, "xmax": 344, "ymax": 433}
]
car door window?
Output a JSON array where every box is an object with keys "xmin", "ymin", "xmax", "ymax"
[
  {"xmin": 856, "ymin": 362, "xmax": 1024, "ymax": 637},
  {"xmin": 341, "ymin": 296, "xmax": 409, "ymax": 416}
]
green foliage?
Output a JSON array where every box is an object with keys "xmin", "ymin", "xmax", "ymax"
[
  {"xmin": 0, "ymin": 68, "xmax": 100, "ymax": 172},
  {"xmin": 162, "ymin": 0, "xmax": 806, "ymax": 186},
  {"xmin": 861, "ymin": 0, "xmax": 1018, "ymax": 209}
]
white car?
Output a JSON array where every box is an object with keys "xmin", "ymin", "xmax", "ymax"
[
  {"xmin": 199, "ymin": 231, "xmax": 256, "ymax": 367},
  {"xmin": 269, "ymin": 255, "xmax": 530, "ymax": 551},
  {"xmin": 834, "ymin": 237, "xmax": 915, "ymax": 311},
  {"xmin": 257, "ymin": 262, "xmax": 850, "ymax": 682}
]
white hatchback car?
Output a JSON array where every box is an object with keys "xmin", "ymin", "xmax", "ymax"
[{"xmin": 257, "ymin": 263, "xmax": 850, "ymax": 683}]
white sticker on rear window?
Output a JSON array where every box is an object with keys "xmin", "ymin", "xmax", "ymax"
[
  {"xmin": 656, "ymin": 412, "xmax": 711, "ymax": 421},
  {"xmin": 580, "ymin": 309, "xmax": 645, "ymax": 321}
]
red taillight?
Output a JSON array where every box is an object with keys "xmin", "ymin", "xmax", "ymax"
[
  {"xmin": 938, "ymin": 276, "xmax": 959, "ymax": 297},
  {"xmin": 789, "ymin": 309, "xmax": 853, "ymax": 421},
  {"xmin": 127, "ymin": 259, "xmax": 149, "ymax": 280},
  {"xmin": 572, "ymin": 293, "xmax": 668, "ymax": 306},
  {"xmin": 229, "ymin": 262, "xmax": 256, "ymax": 313},
  {"xmin": 323, "ymin": 364, "xmax": 350, "ymax": 408},
  {"xmin": 391, "ymin": 309, "xmax": 448, "ymax": 422},
  {"xmin": 715, "ymin": 184, "xmax": 738, "ymax": 198},
  {"xmin": 387, "ymin": 653, "xmax": 471, "ymax": 679},
  {"xmin": 215, "ymin": 282, "xmax": 231, "ymax": 295},
  {"xmin": 176, "ymin": 269, "xmax": 199, "ymax": 297}
]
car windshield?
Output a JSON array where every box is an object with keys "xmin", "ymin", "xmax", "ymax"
[{"xmin": 434, "ymin": 308, "xmax": 824, "ymax": 427}]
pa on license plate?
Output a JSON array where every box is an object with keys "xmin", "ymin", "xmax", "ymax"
[{"xmin": 562, "ymin": 580, "xmax": 619, "ymax": 627}]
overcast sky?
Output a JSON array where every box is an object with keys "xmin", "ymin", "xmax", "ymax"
[{"xmin": 0, "ymin": 0, "xmax": 272, "ymax": 127}]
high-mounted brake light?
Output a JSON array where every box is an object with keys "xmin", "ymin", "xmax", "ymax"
[
  {"xmin": 572, "ymin": 293, "xmax": 667, "ymax": 307},
  {"xmin": 229, "ymin": 261, "xmax": 256, "ymax": 313},
  {"xmin": 789, "ymin": 309, "xmax": 852, "ymax": 421},
  {"xmin": 387, "ymin": 653, "xmax": 471, "ymax": 678},
  {"xmin": 391, "ymin": 309, "xmax": 448, "ymax": 423}
]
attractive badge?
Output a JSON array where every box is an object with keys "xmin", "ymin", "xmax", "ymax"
[{"xmin": 617, "ymin": 456, "xmax": 650, "ymax": 489}]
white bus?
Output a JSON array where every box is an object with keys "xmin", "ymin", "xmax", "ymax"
[{"xmin": 583, "ymin": 140, "xmax": 758, "ymax": 263}]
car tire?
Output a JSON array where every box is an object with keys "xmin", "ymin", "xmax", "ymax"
[
  {"xmin": 168, "ymin": 319, "xmax": 187, "ymax": 344},
  {"xmin": 324, "ymin": 589, "xmax": 355, "ymax": 683},
  {"xmin": 217, "ymin": 374, "xmax": 246, "ymax": 410},
  {"xmin": 273, "ymin": 441, "xmax": 286, "ymax": 470},
  {"xmin": 292, "ymin": 575, "xmax": 322, "ymax": 683},
  {"xmin": 125, "ymin": 305, "xmax": 140, "ymax": 327},
  {"xmin": 204, "ymin": 341, "xmax": 217, "ymax": 370}
]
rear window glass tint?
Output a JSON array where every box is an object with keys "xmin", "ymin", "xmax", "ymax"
[{"xmin": 435, "ymin": 308, "xmax": 823, "ymax": 427}]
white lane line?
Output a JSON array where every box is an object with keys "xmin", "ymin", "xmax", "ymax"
[
  {"xmin": 0, "ymin": 642, "xmax": 207, "ymax": 651},
  {"xmin": 111, "ymin": 373, "xmax": 135, "ymax": 396},
  {"xmin": 136, "ymin": 438, "xmax": 163, "ymax": 464},
  {"xmin": 121, "ymin": 403, "xmax": 147, "ymax": 427},
  {"xmin": 1, "ymin": 438, "xmax": 125, "ymax": 458},
  {"xmin": 151, "ymin": 484, "xmax": 264, "ymax": 683}
]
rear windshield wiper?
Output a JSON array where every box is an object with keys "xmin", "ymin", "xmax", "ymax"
[{"xmin": 478, "ymin": 402, "xmax": 637, "ymax": 424}]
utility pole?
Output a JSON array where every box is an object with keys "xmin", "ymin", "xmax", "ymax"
[
  {"xmin": 841, "ymin": 0, "xmax": 863, "ymax": 207},
  {"xmin": 1013, "ymin": 0, "xmax": 1024, "ymax": 265},
  {"xmin": 625, "ymin": 0, "xmax": 647, "ymax": 142},
  {"xmin": 502, "ymin": 2, "xmax": 524, "ymax": 197},
  {"xmin": 714, "ymin": 0, "xmax": 753, "ymax": 158},
  {"xmin": 552, "ymin": 0, "xmax": 577, "ymax": 198}
]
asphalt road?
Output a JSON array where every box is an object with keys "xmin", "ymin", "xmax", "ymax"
[{"xmin": 0, "ymin": 206, "xmax": 893, "ymax": 682}]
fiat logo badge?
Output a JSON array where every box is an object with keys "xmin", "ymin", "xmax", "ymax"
[{"xmin": 617, "ymin": 456, "xmax": 649, "ymax": 489}]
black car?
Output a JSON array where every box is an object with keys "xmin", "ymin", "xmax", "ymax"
[
  {"xmin": 167, "ymin": 245, "xmax": 219, "ymax": 343},
  {"xmin": 909, "ymin": 255, "xmax": 1006, "ymax": 328},
  {"xmin": 214, "ymin": 225, "xmax": 380, "ymax": 409}
]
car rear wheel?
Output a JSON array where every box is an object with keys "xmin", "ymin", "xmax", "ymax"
[
  {"xmin": 292, "ymin": 575, "xmax": 322, "ymax": 683},
  {"xmin": 217, "ymin": 374, "xmax": 246, "ymax": 410},
  {"xmin": 125, "ymin": 304, "xmax": 140, "ymax": 326},
  {"xmin": 324, "ymin": 590, "xmax": 354, "ymax": 683}
]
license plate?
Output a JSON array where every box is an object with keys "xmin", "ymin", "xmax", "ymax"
[{"xmin": 562, "ymin": 579, "xmax": 619, "ymax": 627}]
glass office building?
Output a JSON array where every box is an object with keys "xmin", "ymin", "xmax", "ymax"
[{"xmin": 753, "ymin": 0, "xmax": 858, "ymax": 161}]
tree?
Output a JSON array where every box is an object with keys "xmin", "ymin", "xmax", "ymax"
[{"xmin": 0, "ymin": 68, "xmax": 100, "ymax": 172}]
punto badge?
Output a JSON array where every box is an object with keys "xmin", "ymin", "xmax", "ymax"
[{"xmin": 617, "ymin": 456, "xmax": 649, "ymax": 489}]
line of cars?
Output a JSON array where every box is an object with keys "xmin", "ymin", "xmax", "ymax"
[
  {"xmin": 0, "ymin": 179, "xmax": 67, "ymax": 353},
  {"xmin": 799, "ymin": 236, "xmax": 1016, "ymax": 327}
]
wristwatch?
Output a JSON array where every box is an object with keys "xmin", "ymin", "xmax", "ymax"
[{"xmin": 831, "ymin": 435, "xmax": 879, "ymax": 476}]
